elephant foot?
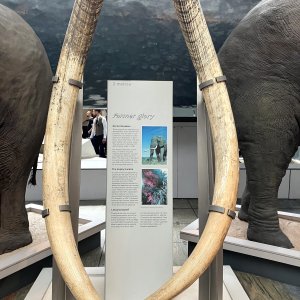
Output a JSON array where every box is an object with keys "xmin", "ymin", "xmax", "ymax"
[
  {"xmin": 238, "ymin": 207, "xmax": 249, "ymax": 222},
  {"xmin": 0, "ymin": 229, "xmax": 32, "ymax": 254},
  {"xmin": 247, "ymin": 225, "xmax": 293, "ymax": 249}
]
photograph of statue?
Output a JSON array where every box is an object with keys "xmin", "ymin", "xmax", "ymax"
[
  {"xmin": 142, "ymin": 169, "xmax": 167, "ymax": 205},
  {"xmin": 142, "ymin": 126, "xmax": 167, "ymax": 165}
]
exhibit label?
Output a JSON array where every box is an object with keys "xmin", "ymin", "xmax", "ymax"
[{"xmin": 105, "ymin": 80, "xmax": 173, "ymax": 300}]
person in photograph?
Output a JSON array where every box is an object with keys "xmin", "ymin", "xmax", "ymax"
[
  {"xmin": 82, "ymin": 110, "xmax": 93, "ymax": 138},
  {"xmin": 91, "ymin": 109, "xmax": 107, "ymax": 157},
  {"xmin": 89, "ymin": 109, "xmax": 98, "ymax": 140},
  {"xmin": 100, "ymin": 110, "xmax": 107, "ymax": 156}
]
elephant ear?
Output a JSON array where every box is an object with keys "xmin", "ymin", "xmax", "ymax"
[{"xmin": 146, "ymin": 1, "xmax": 239, "ymax": 299}]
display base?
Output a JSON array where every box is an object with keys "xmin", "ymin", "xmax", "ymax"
[
  {"xmin": 180, "ymin": 208, "xmax": 300, "ymax": 286},
  {"xmin": 25, "ymin": 154, "xmax": 107, "ymax": 202},
  {"xmin": 0, "ymin": 204, "xmax": 105, "ymax": 298},
  {"xmin": 25, "ymin": 266, "xmax": 249, "ymax": 300}
]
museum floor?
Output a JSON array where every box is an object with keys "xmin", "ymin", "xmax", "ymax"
[{"xmin": 4, "ymin": 199, "xmax": 300, "ymax": 300}]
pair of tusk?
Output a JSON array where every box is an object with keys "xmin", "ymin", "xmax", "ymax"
[{"xmin": 42, "ymin": 0, "xmax": 238, "ymax": 299}]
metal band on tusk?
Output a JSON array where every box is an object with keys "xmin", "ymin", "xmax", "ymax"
[
  {"xmin": 52, "ymin": 76, "xmax": 59, "ymax": 83},
  {"xmin": 42, "ymin": 205, "xmax": 71, "ymax": 217},
  {"xmin": 199, "ymin": 75, "xmax": 227, "ymax": 91},
  {"xmin": 52, "ymin": 77, "xmax": 83, "ymax": 89},
  {"xmin": 42, "ymin": 208, "xmax": 50, "ymax": 218},
  {"xmin": 199, "ymin": 79, "xmax": 214, "ymax": 90},
  {"xmin": 59, "ymin": 204, "xmax": 72, "ymax": 212},
  {"xmin": 68, "ymin": 79, "xmax": 83, "ymax": 89},
  {"xmin": 209, "ymin": 204, "xmax": 236, "ymax": 219},
  {"xmin": 215, "ymin": 75, "xmax": 227, "ymax": 83}
]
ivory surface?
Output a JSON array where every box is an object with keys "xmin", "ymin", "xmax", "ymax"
[
  {"xmin": 147, "ymin": 0, "xmax": 239, "ymax": 299},
  {"xmin": 42, "ymin": 0, "xmax": 104, "ymax": 299}
]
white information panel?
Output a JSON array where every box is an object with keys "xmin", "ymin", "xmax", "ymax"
[{"xmin": 105, "ymin": 81, "xmax": 173, "ymax": 300}]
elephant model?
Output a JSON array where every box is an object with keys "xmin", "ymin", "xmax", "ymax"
[
  {"xmin": 0, "ymin": 5, "xmax": 52, "ymax": 254},
  {"xmin": 219, "ymin": 0, "xmax": 300, "ymax": 248},
  {"xmin": 149, "ymin": 136, "xmax": 167, "ymax": 163}
]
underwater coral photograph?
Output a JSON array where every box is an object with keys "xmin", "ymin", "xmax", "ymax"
[{"xmin": 142, "ymin": 169, "xmax": 167, "ymax": 205}]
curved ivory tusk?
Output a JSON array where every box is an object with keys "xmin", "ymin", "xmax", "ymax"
[
  {"xmin": 42, "ymin": 0, "xmax": 103, "ymax": 299},
  {"xmin": 147, "ymin": 0, "xmax": 239, "ymax": 299}
]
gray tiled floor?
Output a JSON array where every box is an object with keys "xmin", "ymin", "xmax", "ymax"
[
  {"xmin": 62, "ymin": 200, "xmax": 300, "ymax": 299},
  {"xmin": 236, "ymin": 271, "xmax": 300, "ymax": 300},
  {"xmin": 5, "ymin": 198, "xmax": 300, "ymax": 299},
  {"xmin": 80, "ymin": 199, "xmax": 198, "ymax": 268}
]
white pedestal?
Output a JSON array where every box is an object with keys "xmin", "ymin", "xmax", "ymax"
[
  {"xmin": 180, "ymin": 209, "xmax": 300, "ymax": 267},
  {"xmin": 0, "ymin": 204, "xmax": 105, "ymax": 280},
  {"xmin": 25, "ymin": 266, "xmax": 249, "ymax": 300},
  {"xmin": 180, "ymin": 209, "xmax": 300, "ymax": 287}
]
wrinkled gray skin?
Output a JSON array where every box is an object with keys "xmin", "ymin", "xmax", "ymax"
[
  {"xmin": 0, "ymin": 5, "xmax": 52, "ymax": 254},
  {"xmin": 150, "ymin": 136, "xmax": 167, "ymax": 162},
  {"xmin": 219, "ymin": 0, "xmax": 300, "ymax": 248}
]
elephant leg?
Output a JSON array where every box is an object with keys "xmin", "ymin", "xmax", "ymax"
[
  {"xmin": 0, "ymin": 182, "xmax": 32, "ymax": 254},
  {"xmin": 150, "ymin": 149, "xmax": 154, "ymax": 162},
  {"xmin": 163, "ymin": 146, "xmax": 167, "ymax": 162},
  {"xmin": 242, "ymin": 147, "xmax": 294, "ymax": 248},
  {"xmin": 238, "ymin": 181, "xmax": 251, "ymax": 222},
  {"xmin": 156, "ymin": 147, "xmax": 161, "ymax": 162}
]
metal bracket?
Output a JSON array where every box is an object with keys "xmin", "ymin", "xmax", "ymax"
[
  {"xmin": 209, "ymin": 204, "xmax": 236, "ymax": 219},
  {"xmin": 42, "ymin": 208, "xmax": 50, "ymax": 218},
  {"xmin": 52, "ymin": 76, "xmax": 59, "ymax": 83},
  {"xmin": 52, "ymin": 76, "xmax": 83, "ymax": 89},
  {"xmin": 199, "ymin": 75, "xmax": 227, "ymax": 91},
  {"xmin": 59, "ymin": 204, "xmax": 72, "ymax": 212},
  {"xmin": 41, "ymin": 205, "xmax": 71, "ymax": 218},
  {"xmin": 68, "ymin": 79, "xmax": 83, "ymax": 89}
]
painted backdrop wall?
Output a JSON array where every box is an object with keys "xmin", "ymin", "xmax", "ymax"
[{"xmin": 2, "ymin": 0, "xmax": 260, "ymax": 109}]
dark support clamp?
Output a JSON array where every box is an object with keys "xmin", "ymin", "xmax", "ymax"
[
  {"xmin": 52, "ymin": 76, "xmax": 83, "ymax": 89},
  {"xmin": 199, "ymin": 75, "xmax": 227, "ymax": 91},
  {"xmin": 41, "ymin": 205, "xmax": 71, "ymax": 218},
  {"xmin": 68, "ymin": 78, "xmax": 83, "ymax": 89},
  {"xmin": 209, "ymin": 204, "xmax": 236, "ymax": 219},
  {"xmin": 59, "ymin": 204, "xmax": 72, "ymax": 212},
  {"xmin": 42, "ymin": 208, "xmax": 50, "ymax": 218}
]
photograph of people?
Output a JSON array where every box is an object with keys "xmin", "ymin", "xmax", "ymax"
[
  {"xmin": 142, "ymin": 126, "xmax": 167, "ymax": 165},
  {"xmin": 82, "ymin": 110, "xmax": 94, "ymax": 139},
  {"xmin": 90, "ymin": 109, "xmax": 107, "ymax": 158},
  {"xmin": 142, "ymin": 169, "xmax": 167, "ymax": 205}
]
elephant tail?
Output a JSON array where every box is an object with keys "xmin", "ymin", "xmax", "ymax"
[{"xmin": 28, "ymin": 155, "xmax": 38, "ymax": 186}]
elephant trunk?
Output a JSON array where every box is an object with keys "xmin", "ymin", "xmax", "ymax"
[
  {"xmin": 42, "ymin": 0, "xmax": 103, "ymax": 299},
  {"xmin": 147, "ymin": 0, "xmax": 239, "ymax": 299}
]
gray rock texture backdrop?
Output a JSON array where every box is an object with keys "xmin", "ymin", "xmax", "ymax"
[{"xmin": 1, "ymin": 0, "xmax": 260, "ymax": 107}]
